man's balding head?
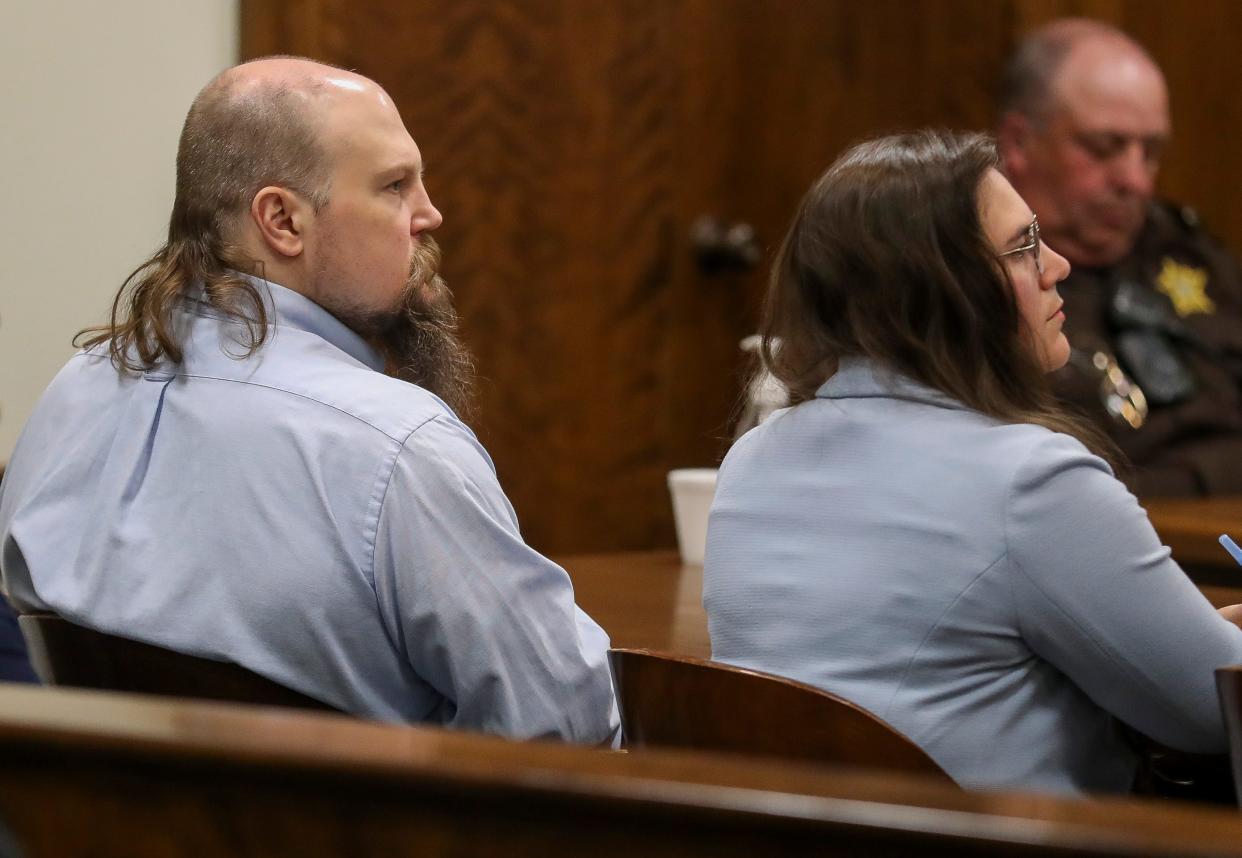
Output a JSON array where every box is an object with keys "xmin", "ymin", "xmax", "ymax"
[
  {"xmin": 170, "ymin": 56, "xmax": 437, "ymax": 299},
  {"xmin": 173, "ymin": 58, "xmax": 379, "ymax": 244},
  {"xmin": 83, "ymin": 56, "xmax": 464, "ymax": 417},
  {"xmin": 188, "ymin": 59, "xmax": 465, "ymax": 412},
  {"xmin": 996, "ymin": 20, "xmax": 1170, "ymax": 267},
  {"xmin": 998, "ymin": 20, "xmax": 1157, "ymax": 123}
]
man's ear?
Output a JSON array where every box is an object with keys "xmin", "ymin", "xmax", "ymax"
[
  {"xmin": 995, "ymin": 111, "xmax": 1033, "ymax": 177},
  {"xmin": 250, "ymin": 186, "xmax": 309, "ymax": 258}
]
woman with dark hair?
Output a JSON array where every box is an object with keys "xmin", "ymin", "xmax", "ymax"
[{"xmin": 703, "ymin": 130, "xmax": 1242, "ymax": 795}]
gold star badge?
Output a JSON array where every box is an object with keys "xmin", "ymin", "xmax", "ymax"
[{"xmin": 1156, "ymin": 257, "xmax": 1215, "ymax": 317}]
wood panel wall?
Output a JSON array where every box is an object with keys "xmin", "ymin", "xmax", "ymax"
[{"xmin": 242, "ymin": 0, "xmax": 1242, "ymax": 553}]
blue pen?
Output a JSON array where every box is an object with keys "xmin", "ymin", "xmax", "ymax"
[{"xmin": 1220, "ymin": 534, "xmax": 1242, "ymax": 567}]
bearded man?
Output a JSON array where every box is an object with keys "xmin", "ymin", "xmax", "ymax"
[
  {"xmin": 0, "ymin": 58, "xmax": 618, "ymax": 743},
  {"xmin": 998, "ymin": 19, "xmax": 1242, "ymax": 496}
]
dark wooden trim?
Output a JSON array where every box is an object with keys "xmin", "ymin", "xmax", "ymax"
[
  {"xmin": 4, "ymin": 684, "xmax": 1242, "ymax": 856},
  {"xmin": 18, "ymin": 613, "xmax": 338, "ymax": 713},
  {"xmin": 611, "ymin": 647, "xmax": 953, "ymax": 783}
]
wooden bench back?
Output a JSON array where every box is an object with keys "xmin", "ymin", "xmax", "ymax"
[
  {"xmin": 4, "ymin": 684, "xmax": 1242, "ymax": 856},
  {"xmin": 18, "ymin": 612, "xmax": 337, "ymax": 713},
  {"xmin": 610, "ymin": 647, "xmax": 953, "ymax": 783},
  {"xmin": 1214, "ymin": 665, "xmax": 1242, "ymax": 805}
]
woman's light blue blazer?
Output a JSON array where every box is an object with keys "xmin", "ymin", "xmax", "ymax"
[{"xmin": 704, "ymin": 358, "xmax": 1242, "ymax": 794}]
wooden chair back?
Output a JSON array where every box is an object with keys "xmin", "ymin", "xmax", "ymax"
[
  {"xmin": 1214, "ymin": 665, "xmax": 1242, "ymax": 804},
  {"xmin": 18, "ymin": 612, "xmax": 338, "ymax": 713},
  {"xmin": 609, "ymin": 647, "xmax": 953, "ymax": 783}
]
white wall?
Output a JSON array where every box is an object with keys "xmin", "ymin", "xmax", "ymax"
[{"xmin": 0, "ymin": 1, "xmax": 239, "ymax": 458}]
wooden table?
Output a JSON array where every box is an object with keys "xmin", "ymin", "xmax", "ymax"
[
  {"xmin": 1146, "ymin": 496, "xmax": 1242, "ymax": 574},
  {"xmin": 559, "ymin": 551, "xmax": 709, "ymax": 658},
  {"xmin": 561, "ymin": 542, "xmax": 1242, "ymax": 659}
]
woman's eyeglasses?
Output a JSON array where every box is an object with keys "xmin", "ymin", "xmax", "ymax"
[{"xmin": 998, "ymin": 216, "xmax": 1043, "ymax": 274}]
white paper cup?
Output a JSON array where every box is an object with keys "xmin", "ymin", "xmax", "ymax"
[{"xmin": 667, "ymin": 468, "xmax": 718, "ymax": 565}]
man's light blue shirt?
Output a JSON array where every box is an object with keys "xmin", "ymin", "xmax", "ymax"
[{"xmin": 0, "ymin": 278, "xmax": 618, "ymax": 743}]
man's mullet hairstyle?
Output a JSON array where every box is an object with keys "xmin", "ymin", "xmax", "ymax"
[{"xmin": 76, "ymin": 73, "xmax": 330, "ymax": 371}]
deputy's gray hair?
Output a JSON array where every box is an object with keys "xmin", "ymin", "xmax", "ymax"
[{"xmin": 998, "ymin": 19, "xmax": 1154, "ymax": 123}]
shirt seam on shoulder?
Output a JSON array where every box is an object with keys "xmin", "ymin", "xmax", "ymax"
[
  {"xmin": 364, "ymin": 414, "xmax": 441, "ymax": 606},
  {"xmin": 174, "ymin": 372, "xmax": 416, "ymax": 444}
]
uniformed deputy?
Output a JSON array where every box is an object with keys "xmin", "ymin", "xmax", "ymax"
[{"xmin": 998, "ymin": 18, "xmax": 1242, "ymax": 496}]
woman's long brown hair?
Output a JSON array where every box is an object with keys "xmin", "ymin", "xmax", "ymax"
[{"xmin": 759, "ymin": 129, "xmax": 1118, "ymax": 466}]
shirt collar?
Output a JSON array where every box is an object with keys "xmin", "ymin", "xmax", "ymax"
[
  {"xmin": 188, "ymin": 274, "xmax": 386, "ymax": 372},
  {"xmin": 814, "ymin": 356, "xmax": 967, "ymax": 411}
]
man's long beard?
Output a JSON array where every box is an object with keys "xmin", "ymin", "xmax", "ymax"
[{"xmin": 332, "ymin": 237, "xmax": 476, "ymax": 420}]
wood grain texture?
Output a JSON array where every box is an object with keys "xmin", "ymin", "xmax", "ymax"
[
  {"xmin": 239, "ymin": 1, "xmax": 1242, "ymax": 552},
  {"xmin": 560, "ymin": 550, "xmax": 709, "ymax": 657},
  {"xmin": 11, "ymin": 683, "xmax": 1242, "ymax": 856},
  {"xmin": 610, "ymin": 647, "xmax": 954, "ymax": 782},
  {"xmin": 1145, "ymin": 496, "xmax": 1242, "ymax": 569},
  {"xmin": 1216, "ymin": 664, "xmax": 1242, "ymax": 807},
  {"xmin": 565, "ymin": 548, "xmax": 1242, "ymax": 658},
  {"xmin": 240, "ymin": 0, "xmax": 330, "ymax": 59},
  {"xmin": 19, "ymin": 613, "xmax": 339, "ymax": 713}
]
